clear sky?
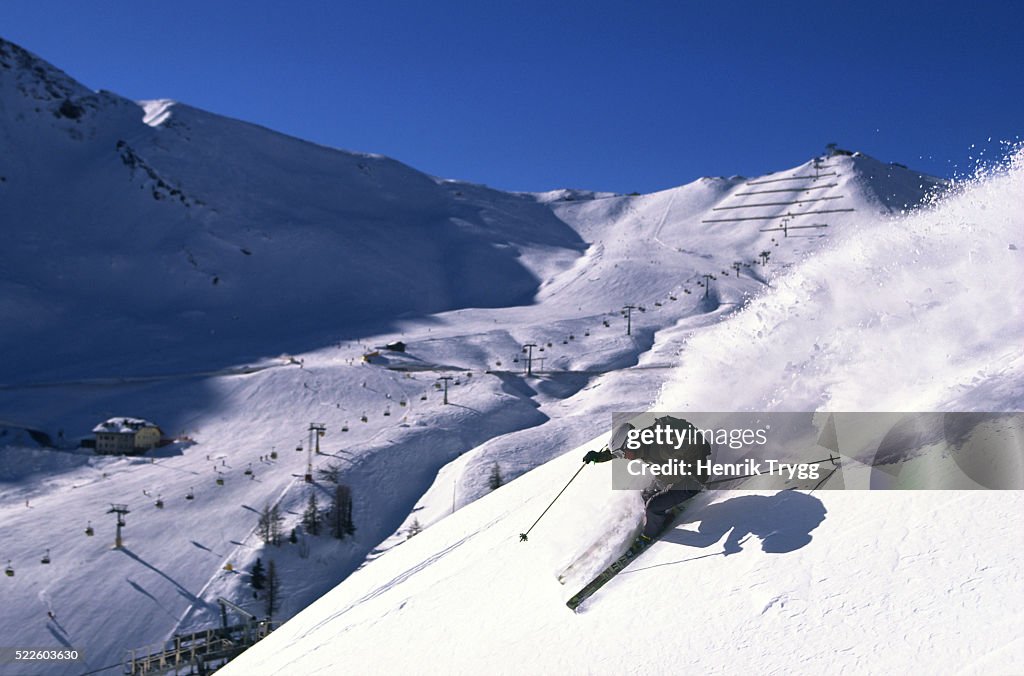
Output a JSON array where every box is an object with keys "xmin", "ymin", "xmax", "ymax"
[{"xmin": 3, "ymin": 1, "xmax": 1022, "ymax": 193}]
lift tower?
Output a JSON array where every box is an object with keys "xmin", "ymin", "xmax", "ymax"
[
  {"xmin": 107, "ymin": 504, "xmax": 130, "ymax": 549},
  {"xmin": 306, "ymin": 423, "xmax": 326, "ymax": 483}
]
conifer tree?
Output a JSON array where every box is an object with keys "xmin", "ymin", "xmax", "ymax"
[
  {"xmin": 330, "ymin": 484, "xmax": 356, "ymax": 539},
  {"xmin": 302, "ymin": 492, "xmax": 320, "ymax": 536},
  {"xmin": 270, "ymin": 504, "xmax": 284, "ymax": 546},
  {"xmin": 265, "ymin": 559, "xmax": 280, "ymax": 616},
  {"xmin": 488, "ymin": 462, "xmax": 503, "ymax": 490},
  {"xmin": 249, "ymin": 557, "xmax": 266, "ymax": 590}
]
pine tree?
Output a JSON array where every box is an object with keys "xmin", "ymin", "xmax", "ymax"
[
  {"xmin": 406, "ymin": 518, "xmax": 423, "ymax": 540},
  {"xmin": 330, "ymin": 484, "xmax": 355, "ymax": 539},
  {"xmin": 302, "ymin": 492, "xmax": 320, "ymax": 536},
  {"xmin": 257, "ymin": 504, "xmax": 273, "ymax": 544},
  {"xmin": 270, "ymin": 504, "xmax": 284, "ymax": 546},
  {"xmin": 249, "ymin": 557, "xmax": 266, "ymax": 590},
  {"xmin": 289, "ymin": 528, "xmax": 298, "ymax": 544},
  {"xmin": 265, "ymin": 559, "xmax": 280, "ymax": 617},
  {"xmin": 488, "ymin": 462, "xmax": 503, "ymax": 490}
]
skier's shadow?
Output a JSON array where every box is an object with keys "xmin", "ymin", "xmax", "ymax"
[{"xmin": 662, "ymin": 490, "xmax": 827, "ymax": 556}]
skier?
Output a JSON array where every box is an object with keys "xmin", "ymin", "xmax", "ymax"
[{"xmin": 583, "ymin": 415, "xmax": 712, "ymax": 542}]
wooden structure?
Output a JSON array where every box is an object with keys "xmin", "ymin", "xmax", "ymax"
[{"xmin": 124, "ymin": 598, "xmax": 277, "ymax": 675}]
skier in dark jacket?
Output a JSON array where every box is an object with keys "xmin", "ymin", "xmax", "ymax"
[{"xmin": 583, "ymin": 415, "xmax": 711, "ymax": 540}]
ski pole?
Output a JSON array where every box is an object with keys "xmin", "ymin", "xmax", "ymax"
[{"xmin": 519, "ymin": 462, "xmax": 588, "ymax": 542}]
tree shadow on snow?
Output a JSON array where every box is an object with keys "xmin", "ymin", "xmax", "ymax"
[{"xmin": 661, "ymin": 490, "xmax": 826, "ymax": 558}]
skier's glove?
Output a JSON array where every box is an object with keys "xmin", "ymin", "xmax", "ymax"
[{"xmin": 583, "ymin": 449, "xmax": 614, "ymax": 464}]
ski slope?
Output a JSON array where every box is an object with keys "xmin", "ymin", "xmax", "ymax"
[
  {"xmin": 222, "ymin": 152, "xmax": 1024, "ymax": 674},
  {"xmin": 2, "ymin": 34, "xmax": 1020, "ymax": 675}
]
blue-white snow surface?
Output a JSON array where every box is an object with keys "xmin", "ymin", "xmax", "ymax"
[{"xmin": 3, "ymin": 35, "xmax": 1020, "ymax": 675}]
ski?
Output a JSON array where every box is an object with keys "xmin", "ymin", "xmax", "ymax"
[
  {"xmin": 565, "ymin": 500, "xmax": 694, "ymax": 611},
  {"xmin": 565, "ymin": 535, "xmax": 652, "ymax": 610}
]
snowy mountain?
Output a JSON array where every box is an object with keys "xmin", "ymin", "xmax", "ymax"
[
  {"xmin": 0, "ymin": 36, "xmax": 585, "ymax": 385},
  {"xmin": 221, "ymin": 150, "xmax": 1024, "ymax": 676},
  {"xmin": 3, "ymin": 35, "xmax": 1020, "ymax": 675}
]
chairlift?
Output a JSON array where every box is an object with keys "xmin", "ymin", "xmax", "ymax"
[
  {"xmin": 342, "ymin": 423, "xmax": 349, "ymax": 432},
  {"xmin": 361, "ymin": 414, "xmax": 369, "ymax": 422},
  {"xmin": 654, "ymin": 301, "xmax": 662, "ymax": 307},
  {"xmin": 513, "ymin": 357, "xmax": 519, "ymax": 363},
  {"xmin": 669, "ymin": 296, "xmax": 677, "ymax": 301},
  {"xmin": 584, "ymin": 330, "xmax": 590, "ymax": 336},
  {"xmin": 562, "ymin": 339, "xmax": 568, "ymax": 345},
  {"xmin": 569, "ymin": 334, "xmax": 575, "ymax": 340},
  {"xmin": 383, "ymin": 408, "xmax": 391, "ymax": 417},
  {"xmin": 295, "ymin": 443, "xmax": 303, "ymax": 452},
  {"xmin": 270, "ymin": 450, "xmax": 278, "ymax": 459},
  {"xmin": 546, "ymin": 342, "xmax": 553, "ymax": 348},
  {"xmin": 85, "ymin": 521, "xmax": 94, "ymax": 536},
  {"xmin": 155, "ymin": 497, "xmax": 164, "ymax": 509},
  {"xmin": 454, "ymin": 379, "xmax": 461, "ymax": 386},
  {"xmin": 539, "ymin": 347, "xmax": 545, "ymax": 352},
  {"xmin": 41, "ymin": 549, "xmax": 50, "ymax": 565},
  {"xmin": 495, "ymin": 360, "xmax": 502, "ymax": 366},
  {"xmin": 4, "ymin": 561, "xmax": 13, "ymax": 577},
  {"xmin": 244, "ymin": 465, "xmax": 253, "ymax": 476},
  {"xmin": 399, "ymin": 399, "xmax": 407, "ymax": 407},
  {"xmin": 216, "ymin": 476, "xmax": 225, "ymax": 486},
  {"xmin": 420, "ymin": 394, "xmax": 427, "ymax": 401},
  {"xmin": 186, "ymin": 488, "xmax": 195, "ymax": 500}
]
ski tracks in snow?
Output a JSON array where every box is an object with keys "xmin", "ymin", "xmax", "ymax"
[{"xmin": 295, "ymin": 514, "xmax": 506, "ymax": 642}]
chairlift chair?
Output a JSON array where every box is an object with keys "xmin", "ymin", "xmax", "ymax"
[
  {"xmin": 186, "ymin": 488, "xmax": 195, "ymax": 500},
  {"xmin": 4, "ymin": 561, "xmax": 12, "ymax": 577},
  {"xmin": 41, "ymin": 549, "xmax": 50, "ymax": 565},
  {"xmin": 155, "ymin": 497, "xmax": 164, "ymax": 508},
  {"xmin": 85, "ymin": 521, "xmax": 94, "ymax": 536}
]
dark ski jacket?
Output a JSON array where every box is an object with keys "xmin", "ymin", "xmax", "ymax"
[{"xmin": 588, "ymin": 415, "xmax": 712, "ymax": 488}]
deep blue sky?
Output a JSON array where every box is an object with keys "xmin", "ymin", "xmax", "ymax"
[{"xmin": 3, "ymin": 1, "xmax": 1022, "ymax": 193}]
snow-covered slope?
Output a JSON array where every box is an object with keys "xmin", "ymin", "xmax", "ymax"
[
  {"xmin": 221, "ymin": 152, "xmax": 1024, "ymax": 674},
  {"xmin": 0, "ymin": 37, "xmax": 585, "ymax": 384},
  {"xmin": 3, "ymin": 35, "xmax": 1009, "ymax": 676}
]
